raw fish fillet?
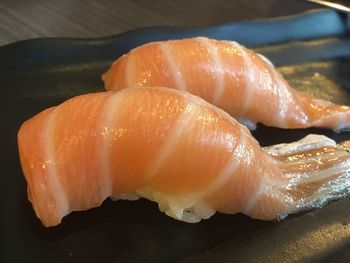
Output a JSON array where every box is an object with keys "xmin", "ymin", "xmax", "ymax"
[
  {"xmin": 103, "ymin": 37, "xmax": 350, "ymax": 131},
  {"xmin": 18, "ymin": 87, "xmax": 350, "ymax": 227}
]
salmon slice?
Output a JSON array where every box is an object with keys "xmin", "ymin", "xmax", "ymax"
[
  {"xmin": 18, "ymin": 87, "xmax": 350, "ymax": 227},
  {"xmin": 102, "ymin": 37, "xmax": 350, "ymax": 131}
]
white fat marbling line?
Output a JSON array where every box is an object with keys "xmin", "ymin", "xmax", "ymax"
[
  {"xmin": 125, "ymin": 51, "xmax": 135, "ymax": 88},
  {"xmin": 262, "ymin": 57, "xmax": 307, "ymax": 128},
  {"xmin": 199, "ymin": 127, "xmax": 248, "ymax": 198},
  {"xmin": 196, "ymin": 37, "xmax": 224, "ymax": 104},
  {"xmin": 160, "ymin": 42, "xmax": 187, "ymax": 91},
  {"xmin": 145, "ymin": 101, "xmax": 200, "ymax": 179},
  {"xmin": 273, "ymin": 73, "xmax": 288, "ymax": 127},
  {"xmin": 241, "ymin": 172, "xmax": 271, "ymax": 215},
  {"xmin": 138, "ymin": 123, "xmax": 248, "ymax": 223},
  {"xmin": 233, "ymin": 42, "xmax": 255, "ymax": 117},
  {"xmin": 44, "ymin": 109, "xmax": 69, "ymax": 217},
  {"xmin": 99, "ymin": 92, "xmax": 130, "ymax": 198},
  {"xmin": 163, "ymin": 127, "xmax": 251, "ymax": 221},
  {"xmin": 264, "ymin": 134, "xmax": 336, "ymax": 157}
]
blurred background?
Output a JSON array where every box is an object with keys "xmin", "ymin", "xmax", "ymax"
[{"xmin": 0, "ymin": 0, "xmax": 319, "ymax": 46}]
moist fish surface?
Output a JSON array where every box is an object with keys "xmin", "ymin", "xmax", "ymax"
[
  {"xmin": 18, "ymin": 87, "xmax": 350, "ymax": 227},
  {"xmin": 103, "ymin": 37, "xmax": 350, "ymax": 131}
]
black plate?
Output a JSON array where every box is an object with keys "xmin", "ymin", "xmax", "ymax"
[{"xmin": 1, "ymin": 9, "xmax": 350, "ymax": 263}]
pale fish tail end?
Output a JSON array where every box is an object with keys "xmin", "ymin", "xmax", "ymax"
[
  {"xmin": 265, "ymin": 134, "xmax": 350, "ymax": 220},
  {"xmin": 301, "ymin": 97, "xmax": 350, "ymax": 132}
]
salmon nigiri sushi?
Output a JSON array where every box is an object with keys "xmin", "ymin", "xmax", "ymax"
[
  {"xmin": 102, "ymin": 37, "xmax": 350, "ymax": 131},
  {"xmin": 18, "ymin": 87, "xmax": 350, "ymax": 227}
]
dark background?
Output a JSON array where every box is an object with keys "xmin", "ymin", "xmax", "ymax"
[{"xmin": 0, "ymin": 0, "xmax": 318, "ymax": 46}]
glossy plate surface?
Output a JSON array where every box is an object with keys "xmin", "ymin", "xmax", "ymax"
[{"xmin": 1, "ymin": 9, "xmax": 350, "ymax": 263}]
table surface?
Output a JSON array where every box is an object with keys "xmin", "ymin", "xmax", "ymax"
[{"xmin": 0, "ymin": 0, "xmax": 319, "ymax": 47}]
